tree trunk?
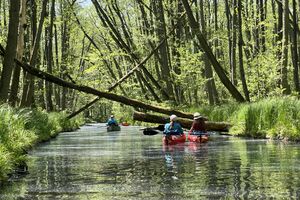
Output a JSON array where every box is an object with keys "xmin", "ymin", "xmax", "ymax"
[
  {"xmin": 45, "ymin": 0, "xmax": 55, "ymax": 111},
  {"xmin": 2, "ymin": 0, "xmax": 7, "ymax": 27},
  {"xmin": 61, "ymin": 0, "xmax": 69, "ymax": 110},
  {"xmin": 238, "ymin": 0, "xmax": 250, "ymax": 101},
  {"xmin": 54, "ymin": 23, "xmax": 60, "ymax": 108},
  {"xmin": 292, "ymin": 0, "xmax": 300, "ymax": 93},
  {"xmin": 133, "ymin": 111, "xmax": 231, "ymax": 132},
  {"xmin": 20, "ymin": 0, "xmax": 47, "ymax": 107},
  {"xmin": 8, "ymin": 54, "xmax": 196, "ymax": 119},
  {"xmin": 139, "ymin": 0, "xmax": 163, "ymax": 80},
  {"xmin": 9, "ymin": 0, "xmax": 26, "ymax": 106},
  {"xmin": 213, "ymin": 0, "xmax": 219, "ymax": 57},
  {"xmin": 199, "ymin": 0, "xmax": 219, "ymax": 105},
  {"xmin": 224, "ymin": 0, "xmax": 232, "ymax": 71},
  {"xmin": 0, "ymin": 0, "xmax": 20, "ymax": 103},
  {"xmin": 152, "ymin": 0, "xmax": 175, "ymax": 100},
  {"xmin": 277, "ymin": 0, "xmax": 283, "ymax": 59},
  {"xmin": 281, "ymin": 0, "xmax": 291, "ymax": 94},
  {"xmin": 259, "ymin": 0, "xmax": 266, "ymax": 52},
  {"xmin": 254, "ymin": 0, "xmax": 260, "ymax": 55},
  {"xmin": 271, "ymin": 0, "xmax": 277, "ymax": 46},
  {"xmin": 111, "ymin": 1, "xmax": 133, "ymax": 49},
  {"xmin": 171, "ymin": 0, "xmax": 184, "ymax": 104},
  {"xmin": 181, "ymin": 0, "xmax": 245, "ymax": 102},
  {"xmin": 231, "ymin": 0, "xmax": 238, "ymax": 85}
]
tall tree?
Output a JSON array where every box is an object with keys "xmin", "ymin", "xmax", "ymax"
[
  {"xmin": 199, "ymin": 0, "xmax": 219, "ymax": 105},
  {"xmin": 280, "ymin": 0, "xmax": 291, "ymax": 94},
  {"xmin": 292, "ymin": 0, "xmax": 299, "ymax": 93},
  {"xmin": 45, "ymin": 0, "xmax": 55, "ymax": 111},
  {"xmin": 152, "ymin": 0, "xmax": 175, "ymax": 100},
  {"xmin": 0, "ymin": 0, "xmax": 20, "ymax": 103},
  {"xmin": 231, "ymin": 0, "xmax": 238, "ymax": 85},
  {"xmin": 181, "ymin": 0, "xmax": 245, "ymax": 102},
  {"xmin": 224, "ymin": 0, "xmax": 232, "ymax": 72},
  {"xmin": 9, "ymin": 0, "xmax": 26, "ymax": 106},
  {"xmin": 54, "ymin": 23, "xmax": 61, "ymax": 108},
  {"xmin": 237, "ymin": 0, "xmax": 250, "ymax": 101},
  {"xmin": 20, "ymin": 0, "xmax": 48, "ymax": 107},
  {"xmin": 60, "ymin": 0, "xmax": 70, "ymax": 110}
]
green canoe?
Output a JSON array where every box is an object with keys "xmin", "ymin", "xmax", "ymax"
[{"xmin": 107, "ymin": 125, "xmax": 121, "ymax": 132}]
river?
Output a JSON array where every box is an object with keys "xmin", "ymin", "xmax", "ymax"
[{"xmin": 1, "ymin": 124, "xmax": 300, "ymax": 199}]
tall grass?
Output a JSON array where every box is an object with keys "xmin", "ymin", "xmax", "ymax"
[
  {"xmin": 190, "ymin": 102, "xmax": 241, "ymax": 122},
  {"xmin": 229, "ymin": 97, "xmax": 300, "ymax": 140},
  {"xmin": 0, "ymin": 105, "xmax": 83, "ymax": 181},
  {"xmin": 190, "ymin": 97, "xmax": 300, "ymax": 140}
]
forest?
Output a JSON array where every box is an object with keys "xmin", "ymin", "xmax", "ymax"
[
  {"xmin": 0, "ymin": 0, "xmax": 298, "ymax": 111},
  {"xmin": 1, "ymin": 0, "xmax": 300, "ymax": 180}
]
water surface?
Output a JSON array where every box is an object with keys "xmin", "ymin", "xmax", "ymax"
[{"xmin": 1, "ymin": 124, "xmax": 300, "ymax": 199}]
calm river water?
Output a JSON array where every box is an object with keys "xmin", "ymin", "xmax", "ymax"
[{"xmin": 1, "ymin": 124, "xmax": 300, "ymax": 199}]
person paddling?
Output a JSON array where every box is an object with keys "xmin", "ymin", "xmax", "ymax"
[
  {"xmin": 107, "ymin": 115, "xmax": 118, "ymax": 126},
  {"xmin": 188, "ymin": 112, "xmax": 208, "ymax": 143},
  {"xmin": 164, "ymin": 114, "xmax": 183, "ymax": 135},
  {"xmin": 163, "ymin": 115, "xmax": 185, "ymax": 145}
]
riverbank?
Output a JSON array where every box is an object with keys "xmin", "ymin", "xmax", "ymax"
[
  {"xmin": 191, "ymin": 97, "xmax": 300, "ymax": 140},
  {"xmin": 0, "ymin": 105, "xmax": 83, "ymax": 182}
]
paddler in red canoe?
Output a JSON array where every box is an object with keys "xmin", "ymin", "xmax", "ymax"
[
  {"xmin": 188, "ymin": 112, "xmax": 209, "ymax": 143},
  {"xmin": 163, "ymin": 115, "xmax": 186, "ymax": 145}
]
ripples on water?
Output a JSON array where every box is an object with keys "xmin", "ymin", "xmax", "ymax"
[{"xmin": 1, "ymin": 124, "xmax": 300, "ymax": 199}]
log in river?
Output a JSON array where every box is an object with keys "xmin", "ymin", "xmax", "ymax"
[{"xmin": 133, "ymin": 111, "xmax": 231, "ymax": 132}]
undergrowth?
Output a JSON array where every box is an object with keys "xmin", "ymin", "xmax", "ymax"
[{"xmin": 0, "ymin": 105, "xmax": 83, "ymax": 181}]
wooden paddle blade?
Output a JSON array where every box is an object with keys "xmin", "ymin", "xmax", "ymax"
[{"xmin": 143, "ymin": 128, "xmax": 161, "ymax": 135}]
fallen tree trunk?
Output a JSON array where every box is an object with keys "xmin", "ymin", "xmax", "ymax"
[
  {"xmin": 133, "ymin": 111, "xmax": 231, "ymax": 132},
  {"xmin": 66, "ymin": 12, "xmax": 178, "ymax": 119},
  {"xmin": 3, "ymin": 50, "xmax": 194, "ymax": 119}
]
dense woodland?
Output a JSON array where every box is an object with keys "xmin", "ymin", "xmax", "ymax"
[{"xmin": 0, "ymin": 0, "xmax": 299, "ymax": 119}]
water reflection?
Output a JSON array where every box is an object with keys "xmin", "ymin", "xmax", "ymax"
[{"xmin": 0, "ymin": 124, "xmax": 300, "ymax": 199}]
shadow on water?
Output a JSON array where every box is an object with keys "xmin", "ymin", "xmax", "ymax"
[{"xmin": 1, "ymin": 124, "xmax": 300, "ymax": 199}]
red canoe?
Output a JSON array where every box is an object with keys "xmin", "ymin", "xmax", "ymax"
[
  {"xmin": 163, "ymin": 134, "xmax": 186, "ymax": 145},
  {"xmin": 188, "ymin": 134, "xmax": 209, "ymax": 143},
  {"xmin": 121, "ymin": 122, "xmax": 130, "ymax": 126}
]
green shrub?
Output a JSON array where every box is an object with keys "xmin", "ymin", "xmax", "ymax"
[
  {"xmin": 0, "ymin": 145, "xmax": 12, "ymax": 180},
  {"xmin": 0, "ymin": 105, "xmax": 83, "ymax": 181}
]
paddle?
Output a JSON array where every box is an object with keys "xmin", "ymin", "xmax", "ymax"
[
  {"xmin": 141, "ymin": 124, "xmax": 165, "ymax": 135},
  {"xmin": 155, "ymin": 124, "xmax": 165, "ymax": 131},
  {"xmin": 143, "ymin": 128, "xmax": 161, "ymax": 135}
]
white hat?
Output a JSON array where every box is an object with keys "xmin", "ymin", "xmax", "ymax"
[
  {"xmin": 193, "ymin": 112, "xmax": 202, "ymax": 120},
  {"xmin": 170, "ymin": 114, "xmax": 177, "ymax": 121},
  {"xmin": 110, "ymin": 115, "xmax": 114, "ymax": 118}
]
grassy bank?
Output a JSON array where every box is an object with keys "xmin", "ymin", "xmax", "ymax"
[
  {"xmin": 190, "ymin": 97, "xmax": 300, "ymax": 140},
  {"xmin": 0, "ymin": 105, "xmax": 83, "ymax": 181}
]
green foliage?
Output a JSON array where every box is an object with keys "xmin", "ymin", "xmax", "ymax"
[
  {"xmin": 191, "ymin": 97, "xmax": 300, "ymax": 140},
  {"xmin": 228, "ymin": 97, "xmax": 300, "ymax": 140},
  {"xmin": 189, "ymin": 103, "xmax": 241, "ymax": 122},
  {"xmin": 48, "ymin": 112, "xmax": 83, "ymax": 132},
  {"xmin": 94, "ymin": 102, "xmax": 134, "ymax": 124},
  {"xmin": 0, "ymin": 105, "xmax": 82, "ymax": 181},
  {"xmin": 0, "ymin": 145, "xmax": 12, "ymax": 180},
  {"xmin": 21, "ymin": 108, "xmax": 58, "ymax": 141}
]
